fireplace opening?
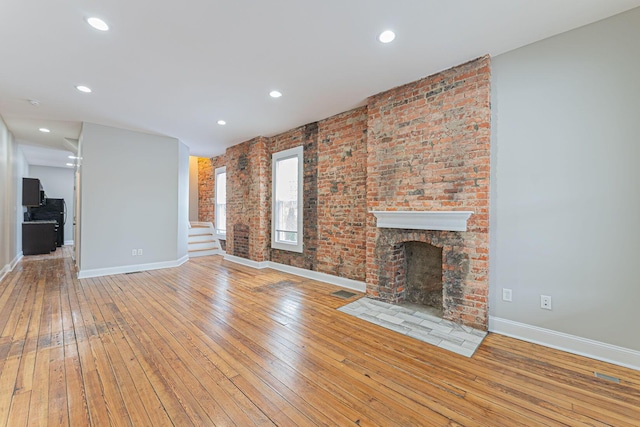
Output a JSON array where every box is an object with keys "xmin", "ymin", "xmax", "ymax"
[
  {"xmin": 370, "ymin": 227, "xmax": 481, "ymax": 329},
  {"xmin": 403, "ymin": 241, "xmax": 443, "ymax": 316}
]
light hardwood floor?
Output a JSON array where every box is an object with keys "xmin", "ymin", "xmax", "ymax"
[{"xmin": 1, "ymin": 248, "xmax": 639, "ymax": 426}]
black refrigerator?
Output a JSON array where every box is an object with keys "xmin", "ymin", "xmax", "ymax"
[{"xmin": 29, "ymin": 198, "xmax": 66, "ymax": 247}]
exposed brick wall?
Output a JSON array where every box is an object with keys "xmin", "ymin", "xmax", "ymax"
[
  {"xmin": 220, "ymin": 112, "xmax": 367, "ymax": 280},
  {"xmin": 225, "ymin": 137, "xmax": 269, "ymax": 262},
  {"xmin": 197, "ymin": 157, "xmax": 214, "ymax": 222},
  {"xmin": 198, "ymin": 56, "xmax": 491, "ymax": 329},
  {"xmin": 269, "ymin": 124, "xmax": 319, "ymax": 270},
  {"xmin": 233, "ymin": 223, "xmax": 249, "ymax": 258},
  {"xmin": 317, "ymin": 107, "xmax": 368, "ymax": 281},
  {"xmin": 366, "ymin": 56, "xmax": 491, "ymax": 329}
]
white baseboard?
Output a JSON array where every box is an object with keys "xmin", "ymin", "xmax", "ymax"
[
  {"xmin": 176, "ymin": 254, "xmax": 190, "ymax": 266},
  {"xmin": 490, "ymin": 316, "xmax": 640, "ymax": 371},
  {"xmin": 64, "ymin": 240, "xmax": 74, "ymax": 246},
  {"xmin": 0, "ymin": 265, "xmax": 10, "ymax": 284},
  {"xmin": 223, "ymin": 254, "xmax": 269, "ymax": 269},
  {"xmin": 266, "ymin": 262, "xmax": 366, "ymax": 292},
  {"xmin": 223, "ymin": 255, "xmax": 366, "ymax": 293},
  {"xmin": 78, "ymin": 255, "xmax": 189, "ymax": 279},
  {"xmin": 0, "ymin": 252, "xmax": 24, "ymax": 284},
  {"xmin": 11, "ymin": 252, "xmax": 23, "ymax": 270}
]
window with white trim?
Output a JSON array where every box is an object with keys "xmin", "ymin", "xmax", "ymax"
[
  {"xmin": 272, "ymin": 146, "xmax": 303, "ymax": 253},
  {"xmin": 214, "ymin": 166, "xmax": 226, "ymax": 236}
]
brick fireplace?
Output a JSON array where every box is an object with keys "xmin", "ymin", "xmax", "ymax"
[
  {"xmin": 366, "ymin": 56, "xmax": 491, "ymax": 331},
  {"xmin": 369, "ymin": 211, "xmax": 482, "ymax": 328}
]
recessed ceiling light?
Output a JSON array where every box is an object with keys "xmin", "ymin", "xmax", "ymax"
[
  {"xmin": 28, "ymin": 99, "xmax": 40, "ymax": 106},
  {"xmin": 87, "ymin": 17, "xmax": 109, "ymax": 31},
  {"xmin": 217, "ymin": 120, "xmax": 226, "ymax": 125},
  {"xmin": 378, "ymin": 30, "xmax": 396, "ymax": 43},
  {"xmin": 66, "ymin": 163, "xmax": 75, "ymax": 167},
  {"xmin": 68, "ymin": 155, "xmax": 80, "ymax": 159},
  {"xmin": 269, "ymin": 90, "xmax": 282, "ymax": 98},
  {"xmin": 39, "ymin": 128, "xmax": 50, "ymax": 133},
  {"xmin": 76, "ymin": 85, "xmax": 92, "ymax": 93}
]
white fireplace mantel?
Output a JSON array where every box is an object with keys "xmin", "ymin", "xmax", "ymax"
[{"xmin": 370, "ymin": 211, "xmax": 473, "ymax": 232}]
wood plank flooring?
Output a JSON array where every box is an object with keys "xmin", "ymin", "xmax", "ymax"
[{"xmin": 1, "ymin": 248, "xmax": 639, "ymax": 426}]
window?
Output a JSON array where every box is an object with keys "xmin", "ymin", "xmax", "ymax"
[
  {"xmin": 214, "ymin": 166, "xmax": 226, "ymax": 236},
  {"xmin": 272, "ymin": 146, "xmax": 303, "ymax": 253}
]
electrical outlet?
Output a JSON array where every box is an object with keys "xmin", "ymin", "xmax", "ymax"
[
  {"xmin": 541, "ymin": 295, "xmax": 552, "ymax": 310},
  {"xmin": 132, "ymin": 249, "xmax": 137, "ymax": 256},
  {"xmin": 137, "ymin": 249, "xmax": 143, "ymax": 256},
  {"xmin": 502, "ymin": 288, "xmax": 513, "ymax": 302}
]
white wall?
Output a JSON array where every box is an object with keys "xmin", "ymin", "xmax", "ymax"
[
  {"xmin": 78, "ymin": 123, "xmax": 188, "ymax": 277},
  {"xmin": 29, "ymin": 165, "xmax": 75, "ymax": 245},
  {"xmin": 491, "ymin": 8, "xmax": 640, "ymax": 356},
  {"xmin": 189, "ymin": 156, "xmax": 199, "ymax": 222},
  {"xmin": 0, "ymin": 115, "xmax": 29, "ymax": 281}
]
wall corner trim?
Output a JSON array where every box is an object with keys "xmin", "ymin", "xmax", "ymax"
[
  {"xmin": 78, "ymin": 255, "xmax": 189, "ymax": 279},
  {"xmin": 223, "ymin": 255, "xmax": 366, "ymax": 293},
  {"xmin": 489, "ymin": 316, "xmax": 640, "ymax": 371}
]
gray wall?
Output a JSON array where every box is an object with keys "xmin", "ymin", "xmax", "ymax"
[
  {"xmin": 78, "ymin": 123, "xmax": 188, "ymax": 274},
  {"xmin": 30, "ymin": 165, "xmax": 75, "ymax": 245},
  {"xmin": 0, "ymin": 115, "xmax": 29, "ymax": 276},
  {"xmin": 178, "ymin": 143, "xmax": 190, "ymax": 259},
  {"xmin": 188, "ymin": 156, "xmax": 199, "ymax": 222},
  {"xmin": 1, "ymin": 116, "xmax": 10, "ymax": 271},
  {"xmin": 490, "ymin": 8, "xmax": 640, "ymax": 351},
  {"xmin": 12, "ymin": 145, "xmax": 29, "ymax": 263}
]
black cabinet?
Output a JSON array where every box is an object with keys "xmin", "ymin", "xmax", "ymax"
[
  {"xmin": 22, "ymin": 178, "xmax": 44, "ymax": 206},
  {"xmin": 22, "ymin": 221, "xmax": 57, "ymax": 255},
  {"xmin": 29, "ymin": 198, "xmax": 65, "ymax": 247},
  {"xmin": 21, "ymin": 178, "xmax": 66, "ymax": 255}
]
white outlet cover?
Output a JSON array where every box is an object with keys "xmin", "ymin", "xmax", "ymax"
[
  {"xmin": 137, "ymin": 249, "xmax": 143, "ymax": 256},
  {"xmin": 541, "ymin": 295, "xmax": 552, "ymax": 310},
  {"xmin": 132, "ymin": 249, "xmax": 137, "ymax": 256},
  {"xmin": 502, "ymin": 288, "xmax": 513, "ymax": 302}
]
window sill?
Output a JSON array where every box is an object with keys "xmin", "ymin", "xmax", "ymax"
[{"xmin": 271, "ymin": 241, "xmax": 303, "ymax": 253}]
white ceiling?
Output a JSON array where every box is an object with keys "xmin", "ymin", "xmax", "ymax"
[
  {"xmin": 20, "ymin": 144, "xmax": 75, "ymax": 169},
  {"xmin": 2, "ymin": 0, "xmax": 640, "ymax": 165}
]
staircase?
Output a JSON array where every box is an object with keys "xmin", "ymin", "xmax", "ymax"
[{"xmin": 188, "ymin": 222, "xmax": 223, "ymax": 258}]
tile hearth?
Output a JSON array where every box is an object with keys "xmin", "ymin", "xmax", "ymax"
[{"xmin": 338, "ymin": 297, "xmax": 487, "ymax": 357}]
